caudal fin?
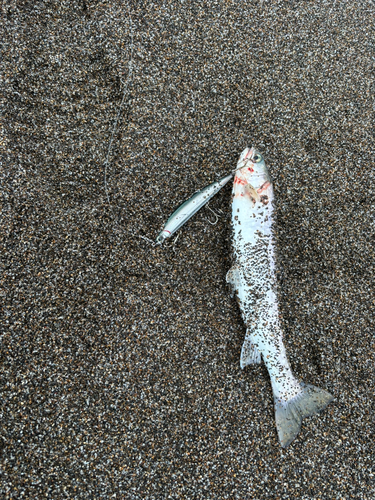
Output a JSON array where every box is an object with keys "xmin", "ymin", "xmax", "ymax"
[{"xmin": 274, "ymin": 383, "xmax": 334, "ymax": 448}]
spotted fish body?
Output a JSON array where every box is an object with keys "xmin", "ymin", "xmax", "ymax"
[{"xmin": 227, "ymin": 147, "xmax": 333, "ymax": 447}]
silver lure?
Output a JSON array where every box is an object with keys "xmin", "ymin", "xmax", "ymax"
[
  {"xmin": 227, "ymin": 147, "xmax": 334, "ymax": 447},
  {"xmin": 156, "ymin": 173, "xmax": 233, "ymax": 244}
]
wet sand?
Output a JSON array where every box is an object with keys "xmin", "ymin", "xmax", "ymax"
[{"xmin": 2, "ymin": 1, "xmax": 374, "ymax": 498}]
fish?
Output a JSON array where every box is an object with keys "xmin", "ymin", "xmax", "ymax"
[
  {"xmin": 156, "ymin": 172, "xmax": 233, "ymax": 244},
  {"xmin": 227, "ymin": 146, "xmax": 334, "ymax": 447}
]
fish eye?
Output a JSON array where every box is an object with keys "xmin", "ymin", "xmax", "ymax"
[{"xmin": 252, "ymin": 153, "xmax": 262, "ymax": 163}]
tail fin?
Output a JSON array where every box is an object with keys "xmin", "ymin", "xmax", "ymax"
[{"xmin": 274, "ymin": 383, "xmax": 334, "ymax": 448}]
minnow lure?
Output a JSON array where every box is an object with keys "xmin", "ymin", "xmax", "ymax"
[
  {"xmin": 227, "ymin": 147, "xmax": 333, "ymax": 447},
  {"xmin": 156, "ymin": 173, "xmax": 233, "ymax": 244}
]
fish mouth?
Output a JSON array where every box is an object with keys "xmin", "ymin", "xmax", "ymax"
[
  {"xmin": 232, "ymin": 146, "xmax": 255, "ymax": 173},
  {"xmin": 243, "ymin": 147, "xmax": 255, "ymax": 160},
  {"xmin": 241, "ymin": 146, "xmax": 255, "ymax": 163}
]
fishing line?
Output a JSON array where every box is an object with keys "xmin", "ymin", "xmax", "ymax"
[
  {"xmin": 139, "ymin": 235, "xmax": 157, "ymax": 247},
  {"xmin": 103, "ymin": 4, "xmax": 134, "ymax": 209},
  {"xmin": 102, "ymin": 6, "xmax": 160, "ymax": 250}
]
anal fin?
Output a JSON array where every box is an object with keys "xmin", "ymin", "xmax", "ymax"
[
  {"xmin": 240, "ymin": 332, "xmax": 262, "ymax": 368},
  {"xmin": 226, "ymin": 263, "xmax": 242, "ymax": 297}
]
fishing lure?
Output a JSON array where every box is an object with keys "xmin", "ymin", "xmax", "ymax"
[{"xmin": 156, "ymin": 173, "xmax": 233, "ymax": 244}]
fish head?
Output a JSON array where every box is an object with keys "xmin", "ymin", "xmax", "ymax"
[
  {"xmin": 233, "ymin": 147, "xmax": 272, "ymax": 203},
  {"xmin": 235, "ymin": 147, "xmax": 270, "ymax": 184}
]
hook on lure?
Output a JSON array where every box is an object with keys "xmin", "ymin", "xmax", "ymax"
[{"xmin": 204, "ymin": 202, "xmax": 220, "ymax": 225}]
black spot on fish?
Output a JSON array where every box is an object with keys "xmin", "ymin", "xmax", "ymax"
[{"xmin": 260, "ymin": 195, "xmax": 269, "ymax": 205}]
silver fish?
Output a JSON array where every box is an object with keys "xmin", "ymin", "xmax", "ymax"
[
  {"xmin": 156, "ymin": 173, "xmax": 233, "ymax": 244},
  {"xmin": 227, "ymin": 147, "xmax": 333, "ymax": 447}
]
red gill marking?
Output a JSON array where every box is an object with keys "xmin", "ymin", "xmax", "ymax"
[
  {"xmin": 164, "ymin": 230, "xmax": 171, "ymax": 234},
  {"xmin": 257, "ymin": 181, "xmax": 271, "ymax": 194},
  {"xmin": 234, "ymin": 176, "xmax": 246, "ymax": 185}
]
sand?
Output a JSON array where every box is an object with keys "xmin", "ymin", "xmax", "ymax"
[{"xmin": 2, "ymin": 0, "xmax": 374, "ymax": 498}]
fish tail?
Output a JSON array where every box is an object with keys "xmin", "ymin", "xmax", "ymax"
[{"xmin": 274, "ymin": 383, "xmax": 334, "ymax": 448}]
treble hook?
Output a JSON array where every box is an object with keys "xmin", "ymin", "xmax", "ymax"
[
  {"xmin": 204, "ymin": 202, "xmax": 220, "ymax": 225},
  {"xmin": 172, "ymin": 233, "xmax": 180, "ymax": 253},
  {"xmin": 139, "ymin": 235, "xmax": 157, "ymax": 247}
]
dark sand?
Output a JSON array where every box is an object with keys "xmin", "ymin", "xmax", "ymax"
[{"xmin": 2, "ymin": 1, "xmax": 374, "ymax": 498}]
